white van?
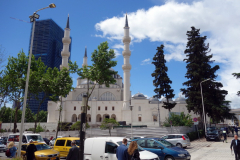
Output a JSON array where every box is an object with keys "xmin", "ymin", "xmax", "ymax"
[
  {"xmin": 84, "ymin": 137, "xmax": 159, "ymax": 160},
  {"xmin": 7, "ymin": 132, "xmax": 45, "ymax": 147}
]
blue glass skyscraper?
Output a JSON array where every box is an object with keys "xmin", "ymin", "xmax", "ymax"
[{"xmin": 28, "ymin": 18, "xmax": 71, "ymax": 113}]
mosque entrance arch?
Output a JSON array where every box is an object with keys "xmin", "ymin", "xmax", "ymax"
[{"xmin": 72, "ymin": 114, "xmax": 77, "ymax": 122}]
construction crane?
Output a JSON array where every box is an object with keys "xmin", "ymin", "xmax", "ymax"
[{"xmin": 10, "ymin": 17, "xmax": 30, "ymax": 23}]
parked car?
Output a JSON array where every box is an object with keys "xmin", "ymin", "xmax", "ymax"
[
  {"xmin": 7, "ymin": 133, "xmax": 45, "ymax": 146},
  {"xmin": 161, "ymin": 134, "xmax": 191, "ymax": 148},
  {"xmin": 0, "ymin": 141, "xmax": 6, "ymax": 152},
  {"xmin": 0, "ymin": 137, "xmax": 7, "ymax": 145},
  {"xmin": 49, "ymin": 136, "xmax": 63, "ymax": 146},
  {"xmin": 206, "ymin": 129, "xmax": 222, "ymax": 141},
  {"xmin": 132, "ymin": 138, "xmax": 191, "ymax": 160},
  {"xmin": 84, "ymin": 137, "xmax": 159, "ymax": 160},
  {"xmin": 53, "ymin": 137, "xmax": 80, "ymax": 158},
  {"xmin": 21, "ymin": 142, "xmax": 60, "ymax": 160},
  {"xmin": 130, "ymin": 136, "xmax": 146, "ymax": 140},
  {"xmin": 43, "ymin": 138, "xmax": 50, "ymax": 145}
]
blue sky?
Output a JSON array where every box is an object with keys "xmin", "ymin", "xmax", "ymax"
[{"xmin": 1, "ymin": 0, "xmax": 240, "ymax": 108}]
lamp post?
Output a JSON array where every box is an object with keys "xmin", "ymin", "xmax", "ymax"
[
  {"xmin": 17, "ymin": 3, "xmax": 56, "ymax": 157},
  {"xmin": 158, "ymin": 98, "xmax": 160, "ymax": 127},
  {"xmin": 200, "ymin": 78, "xmax": 211, "ymax": 136},
  {"xmin": 79, "ymin": 95, "xmax": 87, "ymax": 160},
  {"xmin": 129, "ymin": 105, "xmax": 133, "ymax": 139}
]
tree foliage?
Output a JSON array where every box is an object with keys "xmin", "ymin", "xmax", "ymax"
[
  {"xmin": 100, "ymin": 118, "xmax": 119, "ymax": 136},
  {"xmin": 70, "ymin": 121, "xmax": 90, "ymax": 130},
  {"xmin": 151, "ymin": 44, "xmax": 176, "ymax": 112},
  {"xmin": 163, "ymin": 112, "xmax": 193, "ymax": 127},
  {"xmin": 181, "ymin": 27, "xmax": 233, "ymax": 123},
  {"xmin": 233, "ymin": 73, "xmax": 240, "ymax": 96}
]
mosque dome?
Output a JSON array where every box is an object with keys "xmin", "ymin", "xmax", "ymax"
[
  {"xmin": 161, "ymin": 97, "xmax": 173, "ymax": 102},
  {"xmin": 149, "ymin": 97, "xmax": 159, "ymax": 104},
  {"xmin": 175, "ymin": 96, "xmax": 186, "ymax": 103},
  {"xmin": 132, "ymin": 92, "xmax": 147, "ymax": 99},
  {"xmin": 81, "ymin": 80, "xmax": 94, "ymax": 85}
]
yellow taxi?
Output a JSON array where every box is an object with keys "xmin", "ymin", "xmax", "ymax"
[
  {"xmin": 21, "ymin": 142, "xmax": 60, "ymax": 160},
  {"xmin": 53, "ymin": 137, "xmax": 80, "ymax": 158}
]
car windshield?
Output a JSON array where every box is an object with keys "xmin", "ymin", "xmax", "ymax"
[
  {"xmin": 117, "ymin": 141, "xmax": 144, "ymax": 151},
  {"xmin": 207, "ymin": 130, "xmax": 218, "ymax": 134},
  {"xmin": 27, "ymin": 135, "xmax": 43, "ymax": 142},
  {"xmin": 156, "ymin": 139, "xmax": 175, "ymax": 148},
  {"xmin": 35, "ymin": 144, "xmax": 52, "ymax": 150},
  {"xmin": 0, "ymin": 141, "xmax": 3, "ymax": 145}
]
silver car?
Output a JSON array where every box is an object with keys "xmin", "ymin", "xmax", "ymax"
[
  {"xmin": 0, "ymin": 141, "xmax": 6, "ymax": 152},
  {"xmin": 161, "ymin": 134, "xmax": 191, "ymax": 148}
]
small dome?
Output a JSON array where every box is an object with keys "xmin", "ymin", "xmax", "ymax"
[
  {"xmin": 161, "ymin": 97, "xmax": 173, "ymax": 102},
  {"xmin": 149, "ymin": 97, "xmax": 159, "ymax": 101},
  {"xmin": 81, "ymin": 80, "xmax": 94, "ymax": 85},
  {"xmin": 132, "ymin": 92, "xmax": 147, "ymax": 99},
  {"xmin": 175, "ymin": 97, "xmax": 185, "ymax": 102}
]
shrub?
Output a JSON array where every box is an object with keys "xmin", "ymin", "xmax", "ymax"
[
  {"xmin": 187, "ymin": 129, "xmax": 204, "ymax": 141},
  {"xmin": 35, "ymin": 123, "xmax": 44, "ymax": 133},
  {"xmin": 163, "ymin": 112, "xmax": 193, "ymax": 127}
]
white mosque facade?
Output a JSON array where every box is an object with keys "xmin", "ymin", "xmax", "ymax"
[{"xmin": 47, "ymin": 15, "xmax": 200, "ymax": 126}]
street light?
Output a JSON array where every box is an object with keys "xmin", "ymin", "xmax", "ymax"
[
  {"xmin": 129, "ymin": 105, "xmax": 133, "ymax": 139},
  {"xmin": 79, "ymin": 95, "xmax": 87, "ymax": 160},
  {"xmin": 17, "ymin": 3, "xmax": 56, "ymax": 157},
  {"xmin": 200, "ymin": 78, "xmax": 211, "ymax": 136}
]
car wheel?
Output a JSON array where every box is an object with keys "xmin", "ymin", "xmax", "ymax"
[
  {"xmin": 165, "ymin": 156, "xmax": 175, "ymax": 160},
  {"xmin": 176, "ymin": 143, "xmax": 182, "ymax": 148}
]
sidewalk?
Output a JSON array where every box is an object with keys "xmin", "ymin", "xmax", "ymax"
[{"xmin": 191, "ymin": 139, "xmax": 235, "ymax": 160}]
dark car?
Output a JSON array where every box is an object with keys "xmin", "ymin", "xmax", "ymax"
[
  {"xmin": 0, "ymin": 137, "xmax": 7, "ymax": 145},
  {"xmin": 206, "ymin": 129, "xmax": 222, "ymax": 141},
  {"xmin": 43, "ymin": 138, "xmax": 50, "ymax": 145},
  {"xmin": 132, "ymin": 138, "xmax": 191, "ymax": 160}
]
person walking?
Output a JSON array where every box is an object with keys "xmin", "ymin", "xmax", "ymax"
[
  {"xmin": 230, "ymin": 135, "xmax": 240, "ymax": 160},
  {"xmin": 235, "ymin": 126, "xmax": 238, "ymax": 136},
  {"xmin": 8, "ymin": 141, "xmax": 17, "ymax": 158},
  {"xmin": 116, "ymin": 138, "xmax": 128, "ymax": 160},
  {"xmin": 26, "ymin": 139, "xmax": 37, "ymax": 160},
  {"xmin": 127, "ymin": 141, "xmax": 140, "ymax": 160},
  {"xmin": 50, "ymin": 136, "xmax": 53, "ymax": 140},
  {"xmin": 223, "ymin": 129, "xmax": 227, "ymax": 143},
  {"xmin": 66, "ymin": 140, "xmax": 79, "ymax": 160}
]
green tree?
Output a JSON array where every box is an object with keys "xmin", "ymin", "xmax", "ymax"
[
  {"xmin": 100, "ymin": 118, "xmax": 119, "ymax": 136},
  {"xmin": 163, "ymin": 112, "xmax": 193, "ymax": 127},
  {"xmin": 38, "ymin": 110, "xmax": 48, "ymax": 122},
  {"xmin": 233, "ymin": 73, "xmax": 240, "ymax": 96},
  {"xmin": 73, "ymin": 41, "xmax": 117, "ymax": 116},
  {"xmin": 25, "ymin": 107, "xmax": 35, "ymax": 122},
  {"xmin": 181, "ymin": 27, "xmax": 231, "ymax": 123},
  {"xmin": 70, "ymin": 121, "xmax": 90, "ymax": 130},
  {"xmin": 0, "ymin": 106, "xmax": 14, "ymax": 123},
  {"xmin": 151, "ymin": 44, "xmax": 176, "ymax": 112},
  {"xmin": 35, "ymin": 123, "xmax": 44, "ymax": 133}
]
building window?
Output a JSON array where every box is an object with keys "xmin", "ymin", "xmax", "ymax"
[
  {"xmin": 99, "ymin": 92, "xmax": 116, "ymax": 101},
  {"xmin": 74, "ymin": 106, "xmax": 76, "ymax": 110},
  {"xmin": 98, "ymin": 106, "xmax": 100, "ymax": 110},
  {"xmin": 138, "ymin": 117, "xmax": 142, "ymax": 122},
  {"xmin": 105, "ymin": 106, "xmax": 107, "ymax": 111},
  {"xmin": 112, "ymin": 106, "xmax": 114, "ymax": 111},
  {"xmin": 138, "ymin": 106, "xmax": 141, "ymax": 111}
]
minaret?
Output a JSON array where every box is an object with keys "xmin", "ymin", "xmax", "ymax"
[
  {"xmin": 82, "ymin": 47, "xmax": 88, "ymax": 67},
  {"xmin": 122, "ymin": 14, "xmax": 132, "ymax": 109},
  {"xmin": 60, "ymin": 14, "xmax": 71, "ymax": 70}
]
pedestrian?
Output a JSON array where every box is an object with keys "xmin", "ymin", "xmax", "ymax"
[
  {"xmin": 116, "ymin": 138, "xmax": 128, "ymax": 160},
  {"xmin": 223, "ymin": 129, "xmax": 227, "ymax": 143},
  {"xmin": 66, "ymin": 140, "xmax": 79, "ymax": 160},
  {"xmin": 232, "ymin": 127, "xmax": 234, "ymax": 136},
  {"xmin": 50, "ymin": 136, "xmax": 53, "ymax": 140},
  {"xmin": 26, "ymin": 139, "xmax": 37, "ymax": 160},
  {"xmin": 127, "ymin": 141, "xmax": 140, "ymax": 160},
  {"xmin": 230, "ymin": 135, "xmax": 240, "ymax": 160},
  {"xmin": 8, "ymin": 141, "xmax": 17, "ymax": 158},
  {"xmin": 235, "ymin": 127, "xmax": 238, "ymax": 136}
]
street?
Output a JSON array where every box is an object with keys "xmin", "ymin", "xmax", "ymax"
[{"xmin": 0, "ymin": 138, "xmax": 236, "ymax": 160}]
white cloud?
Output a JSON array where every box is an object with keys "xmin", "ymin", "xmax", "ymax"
[
  {"xmin": 95, "ymin": 0, "xmax": 240, "ymax": 108},
  {"xmin": 141, "ymin": 58, "xmax": 151, "ymax": 65},
  {"xmin": 113, "ymin": 49, "xmax": 121, "ymax": 57}
]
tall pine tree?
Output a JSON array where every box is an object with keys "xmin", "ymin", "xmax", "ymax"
[
  {"xmin": 181, "ymin": 27, "xmax": 233, "ymax": 122},
  {"xmin": 152, "ymin": 44, "xmax": 176, "ymax": 112},
  {"xmin": 233, "ymin": 73, "xmax": 240, "ymax": 96}
]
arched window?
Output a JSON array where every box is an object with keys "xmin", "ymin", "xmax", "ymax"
[
  {"xmin": 72, "ymin": 114, "xmax": 77, "ymax": 122},
  {"xmin": 87, "ymin": 114, "xmax": 91, "ymax": 122},
  {"xmin": 76, "ymin": 92, "xmax": 92, "ymax": 101},
  {"xmin": 99, "ymin": 92, "xmax": 115, "ymax": 101},
  {"xmin": 111, "ymin": 114, "xmax": 116, "ymax": 120}
]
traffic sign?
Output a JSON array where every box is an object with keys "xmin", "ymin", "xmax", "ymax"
[{"xmin": 193, "ymin": 118, "xmax": 198, "ymax": 122}]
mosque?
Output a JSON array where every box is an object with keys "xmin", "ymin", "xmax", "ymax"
[{"xmin": 47, "ymin": 15, "xmax": 200, "ymax": 126}]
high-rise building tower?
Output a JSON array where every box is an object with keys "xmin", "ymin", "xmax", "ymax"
[
  {"xmin": 122, "ymin": 14, "xmax": 132, "ymax": 110},
  {"xmin": 82, "ymin": 47, "xmax": 88, "ymax": 67},
  {"xmin": 28, "ymin": 18, "xmax": 71, "ymax": 113}
]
